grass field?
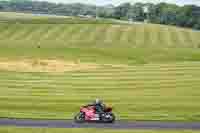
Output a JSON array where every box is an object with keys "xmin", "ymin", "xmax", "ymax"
[
  {"xmin": 0, "ymin": 128, "xmax": 199, "ymax": 133},
  {"xmin": 0, "ymin": 62, "xmax": 200, "ymax": 121},
  {"xmin": 0, "ymin": 23, "xmax": 200, "ymax": 64},
  {"xmin": 0, "ymin": 12, "xmax": 200, "ymax": 121}
]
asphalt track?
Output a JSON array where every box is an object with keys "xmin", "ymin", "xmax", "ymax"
[{"xmin": 0, "ymin": 118, "xmax": 200, "ymax": 130}]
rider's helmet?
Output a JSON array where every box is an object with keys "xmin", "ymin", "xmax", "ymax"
[{"xmin": 94, "ymin": 98, "xmax": 102, "ymax": 105}]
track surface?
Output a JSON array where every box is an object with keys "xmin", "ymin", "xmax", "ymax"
[{"xmin": 0, "ymin": 118, "xmax": 200, "ymax": 130}]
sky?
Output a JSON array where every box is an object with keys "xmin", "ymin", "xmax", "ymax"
[{"xmin": 34, "ymin": 0, "xmax": 200, "ymax": 6}]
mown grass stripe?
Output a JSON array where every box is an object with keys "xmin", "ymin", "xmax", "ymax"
[
  {"xmin": 0, "ymin": 80, "xmax": 200, "ymax": 90},
  {"xmin": 135, "ymin": 25, "xmax": 145, "ymax": 47},
  {"xmin": 70, "ymin": 24, "xmax": 91, "ymax": 41},
  {"xmin": 119, "ymin": 25, "xmax": 131, "ymax": 43},
  {"xmin": 2, "ymin": 24, "xmax": 18, "ymax": 40},
  {"xmin": 92, "ymin": 25, "xmax": 111, "ymax": 44},
  {"xmin": 25, "ymin": 24, "xmax": 45, "ymax": 41},
  {"xmin": 41, "ymin": 25, "xmax": 57, "ymax": 40},
  {"xmin": 0, "ymin": 24, "xmax": 10, "ymax": 39},
  {"xmin": 22, "ymin": 24, "xmax": 39, "ymax": 40},
  {"xmin": 46, "ymin": 24, "xmax": 64, "ymax": 40}
]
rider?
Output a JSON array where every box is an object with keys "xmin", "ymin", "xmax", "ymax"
[{"xmin": 87, "ymin": 99, "xmax": 105, "ymax": 114}]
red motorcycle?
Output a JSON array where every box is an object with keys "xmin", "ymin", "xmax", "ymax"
[{"xmin": 74, "ymin": 105, "xmax": 115, "ymax": 123}]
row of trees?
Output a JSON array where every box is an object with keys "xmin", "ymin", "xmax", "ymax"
[
  {"xmin": 0, "ymin": 0, "xmax": 102, "ymax": 16},
  {"xmin": 113, "ymin": 3, "xmax": 200, "ymax": 29},
  {"xmin": 0, "ymin": 0, "xmax": 200, "ymax": 29}
]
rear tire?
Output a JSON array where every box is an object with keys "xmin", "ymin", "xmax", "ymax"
[{"xmin": 74, "ymin": 112, "xmax": 85, "ymax": 123}]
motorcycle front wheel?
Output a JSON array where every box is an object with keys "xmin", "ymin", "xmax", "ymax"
[
  {"xmin": 102, "ymin": 113, "xmax": 115, "ymax": 123},
  {"xmin": 74, "ymin": 112, "xmax": 85, "ymax": 123}
]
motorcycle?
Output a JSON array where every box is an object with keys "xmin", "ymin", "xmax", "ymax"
[{"xmin": 74, "ymin": 105, "xmax": 115, "ymax": 123}]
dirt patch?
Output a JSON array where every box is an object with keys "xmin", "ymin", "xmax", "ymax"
[{"xmin": 0, "ymin": 59, "xmax": 99, "ymax": 73}]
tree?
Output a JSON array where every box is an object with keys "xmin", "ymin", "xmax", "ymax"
[
  {"xmin": 113, "ymin": 3, "xmax": 131, "ymax": 20},
  {"xmin": 131, "ymin": 3, "xmax": 145, "ymax": 21}
]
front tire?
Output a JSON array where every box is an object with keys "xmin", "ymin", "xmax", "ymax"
[
  {"xmin": 74, "ymin": 112, "xmax": 85, "ymax": 123},
  {"xmin": 102, "ymin": 113, "xmax": 115, "ymax": 123}
]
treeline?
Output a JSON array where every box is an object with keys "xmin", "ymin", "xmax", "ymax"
[
  {"xmin": 0, "ymin": 0, "xmax": 200, "ymax": 29},
  {"xmin": 113, "ymin": 3, "xmax": 200, "ymax": 30},
  {"xmin": 0, "ymin": 0, "xmax": 106, "ymax": 16}
]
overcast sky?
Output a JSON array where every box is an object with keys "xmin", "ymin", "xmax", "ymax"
[{"xmin": 34, "ymin": 0, "xmax": 200, "ymax": 6}]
